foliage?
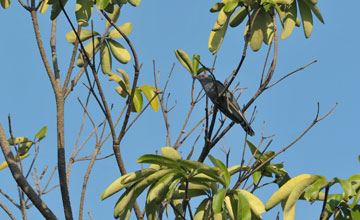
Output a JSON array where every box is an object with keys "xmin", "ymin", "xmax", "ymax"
[
  {"xmin": 208, "ymin": 0, "xmax": 324, "ymax": 53},
  {"xmin": 1, "ymin": 1, "xmax": 356, "ymax": 220},
  {"xmin": 0, "ymin": 126, "xmax": 47, "ymax": 171}
]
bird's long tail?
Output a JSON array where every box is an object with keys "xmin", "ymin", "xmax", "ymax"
[{"xmin": 239, "ymin": 120, "xmax": 255, "ymax": 136}]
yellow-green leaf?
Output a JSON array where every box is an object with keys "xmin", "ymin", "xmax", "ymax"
[
  {"xmin": 115, "ymin": 86, "xmax": 128, "ymax": 98},
  {"xmin": 303, "ymin": 0, "xmax": 324, "ymax": 24},
  {"xmin": 266, "ymin": 174, "xmax": 319, "ymax": 211},
  {"xmin": 75, "ymin": 0, "xmax": 93, "ymax": 27},
  {"xmin": 128, "ymin": 0, "xmax": 141, "ymax": 7},
  {"xmin": 209, "ymin": 20, "xmax": 229, "ymax": 54},
  {"xmin": 245, "ymin": 8, "xmax": 264, "ymax": 51},
  {"xmin": 35, "ymin": 126, "xmax": 48, "ymax": 140},
  {"xmin": 108, "ymin": 22, "xmax": 133, "ymax": 39},
  {"xmin": 108, "ymin": 72, "xmax": 128, "ymax": 93},
  {"xmin": 194, "ymin": 199, "xmax": 211, "ymax": 220},
  {"xmin": 298, "ymin": 0, "xmax": 313, "ymax": 38},
  {"xmin": 237, "ymin": 190, "xmax": 265, "ymax": 218},
  {"xmin": 106, "ymin": 6, "xmax": 121, "ymax": 29},
  {"xmin": 262, "ymin": 9, "xmax": 274, "ymax": 45},
  {"xmin": 213, "ymin": 188, "xmax": 227, "ymax": 213},
  {"xmin": 50, "ymin": 0, "xmax": 68, "ymax": 20},
  {"xmin": 230, "ymin": 6, "xmax": 247, "ymax": 27},
  {"xmin": 274, "ymin": 0, "xmax": 293, "ymax": 4},
  {"xmin": 174, "ymin": 49, "xmax": 193, "ymax": 73},
  {"xmin": 39, "ymin": 0, "xmax": 50, "ymax": 14},
  {"xmin": 76, "ymin": 37, "xmax": 100, "ymax": 67},
  {"xmin": 281, "ymin": 0, "xmax": 297, "ymax": 39},
  {"xmin": 210, "ymin": 2, "xmax": 224, "ymax": 13},
  {"xmin": 107, "ymin": 39, "xmax": 131, "ymax": 64},
  {"xmin": 140, "ymin": 85, "xmax": 159, "ymax": 112},
  {"xmin": 161, "ymin": 147, "xmax": 181, "ymax": 160},
  {"xmin": 65, "ymin": 29, "xmax": 100, "ymax": 44},
  {"xmin": 1, "ymin": 0, "xmax": 10, "ymax": 9},
  {"xmin": 0, "ymin": 154, "xmax": 29, "ymax": 171},
  {"xmin": 128, "ymin": 88, "xmax": 143, "ymax": 112},
  {"xmin": 101, "ymin": 42, "xmax": 112, "ymax": 74},
  {"xmin": 116, "ymin": 68, "xmax": 130, "ymax": 88},
  {"xmin": 8, "ymin": 137, "xmax": 31, "ymax": 146}
]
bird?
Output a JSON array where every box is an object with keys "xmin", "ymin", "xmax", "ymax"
[{"xmin": 196, "ymin": 72, "xmax": 255, "ymax": 136}]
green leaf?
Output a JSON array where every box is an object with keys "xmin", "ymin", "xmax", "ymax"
[
  {"xmin": 252, "ymin": 170, "xmax": 262, "ymax": 185},
  {"xmin": 114, "ymin": 169, "xmax": 175, "ymax": 218},
  {"xmin": 274, "ymin": 0, "xmax": 294, "ymax": 4},
  {"xmin": 247, "ymin": 140, "xmax": 261, "ymax": 159},
  {"xmin": 303, "ymin": 0, "xmax": 324, "ymax": 24},
  {"xmin": 192, "ymin": 54, "xmax": 200, "ymax": 76},
  {"xmin": 35, "ymin": 126, "xmax": 48, "ymax": 140},
  {"xmin": 351, "ymin": 205, "xmax": 360, "ymax": 219},
  {"xmin": 230, "ymin": 6, "xmax": 247, "ymax": 27},
  {"xmin": 128, "ymin": 0, "xmax": 141, "ymax": 7},
  {"xmin": 237, "ymin": 190, "xmax": 252, "ymax": 220},
  {"xmin": 174, "ymin": 49, "xmax": 193, "ymax": 74},
  {"xmin": 137, "ymin": 154, "xmax": 181, "ymax": 169},
  {"xmin": 8, "ymin": 137, "xmax": 31, "ymax": 146},
  {"xmin": 101, "ymin": 41, "xmax": 112, "ymax": 74},
  {"xmin": 50, "ymin": 0, "xmax": 68, "ymax": 20},
  {"xmin": 65, "ymin": 29, "xmax": 100, "ymax": 44},
  {"xmin": 146, "ymin": 173, "xmax": 181, "ymax": 220},
  {"xmin": 106, "ymin": 6, "xmax": 121, "ymax": 29},
  {"xmin": 304, "ymin": 176, "xmax": 328, "ymax": 202},
  {"xmin": 104, "ymin": 2, "xmax": 114, "ymax": 13},
  {"xmin": 223, "ymin": 0, "xmax": 238, "ymax": 13},
  {"xmin": 298, "ymin": 0, "xmax": 313, "ymax": 38},
  {"xmin": 194, "ymin": 199, "xmax": 211, "ymax": 220},
  {"xmin": 210, "ymin": 2, "xmax": 224, "ymax": 13},
  {"xmin": 208, "ymin": 155, "xmax": 230, "ymax": 188},
  {"xmin": 326, "ymin": 194, "xmax": 343, "ymax": 213},
  {"xmin": 8, "ymin": 137, "xmax": 33, "ymax": 156},
  {"xmin": 98, "ymin": 0, "xmax": 110, "ymax": 9},
  {"xmin": 332, "ymin": 177, "xmax": 355, "ymax": 201},
  {"xmin": 107, "ymin": 39, "xmax": 131, "ymax": 64},
  {"xmin": 101, "ymin": 168, "xmax": 156, "ymax": 200},
  {"xmin": 213, "ymin": 188, "xmax": 226, "ymax": 213},
  {"xmin": 108, "ymin": 22, "xmax": 133, "ymax": 39},
  {"xmin": 140, "ymin": 85, "xmax": 160, "ymax": 112},
  {"xmin": 127, "ymin": 88, "xmax": 143, "ymax": 112},
  {"xmin": 75, "ymin": 0, "xmax": 93, "ymax": 27}
]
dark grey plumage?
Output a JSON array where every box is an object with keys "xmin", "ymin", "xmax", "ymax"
[{"xmin": 197, "ymin": 73, "xmax": 255, "ymax": 136}]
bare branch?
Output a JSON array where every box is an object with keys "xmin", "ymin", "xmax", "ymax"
[{"xmin": 0, "ymin": 124, "xmax": 57, "ymax": 219}]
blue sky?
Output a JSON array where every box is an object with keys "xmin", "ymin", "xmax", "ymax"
[{"xmin": 0, "ymin": 1, "xmax": 359, "ymax": 219}]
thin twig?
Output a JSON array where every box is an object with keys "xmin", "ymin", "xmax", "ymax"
[
  {"xmin": 0, "ymin": 202, "xmax": 16, "ymax": 220},
  {"xmin": 0, "ymin": 124, "xmax": 57, "ymax": 219}
]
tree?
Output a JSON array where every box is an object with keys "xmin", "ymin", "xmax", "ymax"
[{"xmin": 0, "ymin": 0, "xmax": 359, "ymax": 220}]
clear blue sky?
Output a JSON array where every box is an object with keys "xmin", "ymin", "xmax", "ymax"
[{"xmin": 0, "ymin": 1, "xmax": 359, "ymax": 219}]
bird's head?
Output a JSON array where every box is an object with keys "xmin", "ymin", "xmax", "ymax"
[{"xmin": 196, "ymin": 72, "xmax": 212, "ymax": 81}]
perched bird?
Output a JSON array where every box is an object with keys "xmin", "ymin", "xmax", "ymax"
[{"xmin": 197, "ymin": 72, "xmax": 255, "ymax": 136}]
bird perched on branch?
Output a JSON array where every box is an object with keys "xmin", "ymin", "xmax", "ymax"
[{"xmin": 197, "ymin": 72, "xmax": 255, "ymax": 136}]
